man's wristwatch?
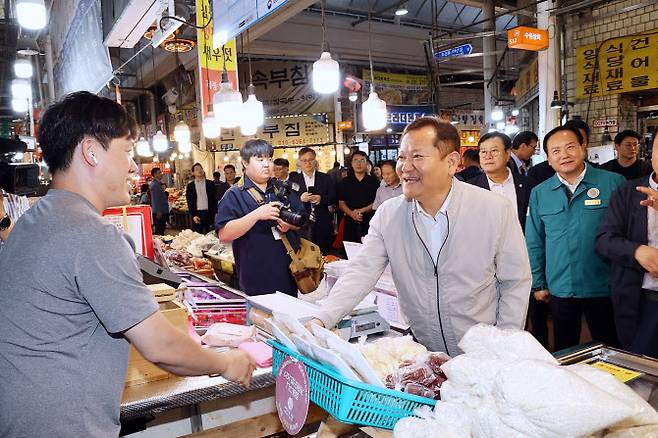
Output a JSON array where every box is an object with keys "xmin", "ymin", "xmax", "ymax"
[
  {"xmin": 0, "ymin": 214, "xmax": 11, "ymax": 231},
  {"xmin": 530, "ymin": 287, "xmax": 545, "ymax": 293}
]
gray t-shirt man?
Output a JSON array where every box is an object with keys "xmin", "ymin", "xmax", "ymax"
[{"xmin": 0, "ymin": 189, "xmax": 159, "ymax": 437}]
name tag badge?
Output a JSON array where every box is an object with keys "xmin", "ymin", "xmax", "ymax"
[
  {"xmin": 271, "ymin": 226, "xmax": 282, "ymax": 240},
  {"xmin": 585, "ymin": 199, "xmax": 602, "ymax": 206}
]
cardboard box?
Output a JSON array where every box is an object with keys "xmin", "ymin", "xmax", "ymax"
[
  {"xmin": 103, "ymin": 205, "xmax": 154, "ymax": 259},
  {"xmin": 125, "ymin": 299, "xmax": 188, "ymax": 387}
]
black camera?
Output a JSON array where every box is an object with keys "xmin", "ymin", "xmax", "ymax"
[{"xmin": 271, "ymin": 180, "xmax": 307, "ymax": 227}]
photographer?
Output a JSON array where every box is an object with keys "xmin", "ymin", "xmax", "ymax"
[{"xmin": 216, "ymin": 139, "xmax": 306, "ymax": 296}]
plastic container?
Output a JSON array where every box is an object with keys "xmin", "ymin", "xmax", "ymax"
[{"xmin": 269, "ymin": 339, "xmax": 436, "ymax": 430}]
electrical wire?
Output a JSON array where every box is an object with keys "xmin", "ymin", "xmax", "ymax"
[
  {"xmin": 159, "ymin": 14, "xmax": 213, "ymax": 32},
  {"xmin": 368, "ymin": 0, "xmax": 375, "ymax": 87},
  {"xmin": 321, "ymin": 0, "xmax": 327, "ymax": 51}
]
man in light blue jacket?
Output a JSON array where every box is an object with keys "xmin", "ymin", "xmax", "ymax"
[{"xmin": 311, "ymin": 117, "xmax": 531, "ymax": 355}]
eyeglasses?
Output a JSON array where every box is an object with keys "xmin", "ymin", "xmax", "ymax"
[
  {"xmin": 352, "ymin": 158, "xmax": 367, "ymax": 164},
  {"xmin": 620, "ymin": 142, "xmax": 640, "ymax": 148},
  {"xmin": 300, "ymin": 158, "xmax": 315, "ymax": 163},
  {"xmin": 478, "ymin": 149, "xmax": 503, "ymax": 157}
]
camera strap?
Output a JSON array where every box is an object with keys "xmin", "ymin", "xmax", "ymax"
[{"xmin": 244, "ymin": 186, "xmax": 304, "ymax": 269}]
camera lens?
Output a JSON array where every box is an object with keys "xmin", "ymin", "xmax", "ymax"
[{"xmin": 279, "ymin": 209, "xmax": 307, "ymax": 227}]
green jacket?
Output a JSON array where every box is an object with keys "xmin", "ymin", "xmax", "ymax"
[{"xmin": 525, "ymin": 165, "xmax": 625, "ymax": 298}]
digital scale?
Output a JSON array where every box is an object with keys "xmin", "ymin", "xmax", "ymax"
[{"xmin": 336, "ymin": 307, "xmax": 390, "ymax": 340}]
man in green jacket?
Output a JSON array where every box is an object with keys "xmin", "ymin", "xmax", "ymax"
[{"xmin": 526, "ymin": 125, "xmax": 625, "ymax": 352}]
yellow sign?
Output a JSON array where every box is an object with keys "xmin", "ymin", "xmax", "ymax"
[
  {"xmin": 515, "ymin": 58, "xmax": 539, "ymax": 101},
  {"xmin": 508, "ymin": 26, "xmax": 549, "ymax": 51},
  {"xmin": 362, "ymin": 70, "xmax": 429, "ymax": 87},
  {"xmin": 576, "ymin": 30, "xmax": 658, "ymax": 99},
  {"xmin": 196, "ymin": 0, "xmax": 238, "ymax": 117},
  {"xmin": 217, "ymin": 114, "xmax": 331, "ymax": 149},
  {"xmin": 590, "ymin": 361, "xmax": 643, "ymax": 383}
]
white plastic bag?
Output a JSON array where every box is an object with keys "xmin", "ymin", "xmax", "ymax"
[{"xmin": 201, "ymin": 323, "xmax": 256, "ymax": 348}]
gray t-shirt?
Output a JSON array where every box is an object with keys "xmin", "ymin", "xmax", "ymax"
[{"xmin": 0, "ymin": 189, "xmax": 159, "ymax": 437}]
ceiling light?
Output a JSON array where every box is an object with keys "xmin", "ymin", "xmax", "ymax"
[
  {"xmin": 362, "ymin": 89, "xmax": 387, "ymax": 131},
  {"xmin": 14, "ymin": 59, "xmax": 33, "ymax": 79},
  {"xmin": 152, "ymin": 130, "xmax": 169, "ymax": 153},
  {"xmin": 16, "ymin": 0, "xmax": 47, "ymax": 30},
  {"xmin": 203, "ymin": 109, "xmax": 221, "ymax": 139},
  {"xmin": 496, "ymin": 121, "xmax": 506, "ymax": 130},
  {"xmin": 313, "ymin": 52, "xmax": 340, "ymax": 94},
  {"xmin": 312, "ymin": 0, "xmax": 340, "ymax": 95},
  {"xmin": 282, "ymin": 151, "xmax": 288, "ymax": 159},
  {"xmin": 386, "ymin": 128, "xmax": 393, "ymax": 133},
  {"xmin": 11, "ymin": 79, "xmax": 31, "ymax": 100},
  {"xmin": 491, "ymin": 106, "xmax": 504, "ymax": 122},
  {"xmin": 213, "ymin": 71, "xmax": 243, "ymax": 129},
  {"xmin": 511, "ymin": 109, "xmax": 519, "ymax": 117},
  {"xmin": 395, "ymin": 3, "xmax": 409, "ymax": 16},
  {"xmin": 550, "ymin": 90, "xmax": 563, "ymax": 109},
  {"xmin": 171, "ymin": 152, "xmax": 178, "ymax": 160},
  {"xmin": 343, "ymin": 146, "xmax": 351, "ymax": 155},
  {"xmin": 151, "ymin": 17, "xmax": 184, "ymax": 48},
  {"xmin": 173, "ymin": 120, "xmax": 190, "ymax": 143},
  {"xmin": 11, "ymin": 98, "xmax": 28, "ymax": 113},
  {"xmin": 223, "ymin": 155, "xmax": 229, "ymax": 162},
  {"xmin": 467, "ymin": 135, "xmax": 475, "ymax": 143},
  {"xmin": 136, "ymin": 137, "xmax": 153, "ymax": 157},
  {"xmin": 16, "ymin": 37, "xmax": 39, "ymax": 56},
  {"xmin": 240, "ymin": 84, "xmax": 264, "ymax": 136},
  {"xmin": 348, "ymin": 91, "xmax": 358, "ymax": 102}
]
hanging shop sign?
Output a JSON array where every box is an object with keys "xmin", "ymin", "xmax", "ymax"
[
  {"xmin": 507, "ymin": 26, "xmax": 549, "ymax": 51},
  {"xmin": 216, "ymin": 114, "xmax": 331, "ymax": 150},
  {"xmin": 337, "ymin": 121, "xmax": 353, "ymax": 130},
  {"xmin": 386, "ymin": 105, "xmax": 434, "ymax": 131},
  {"xmin": 362, "ymin": 70, "xmax": 431, "ymax": 105},
  {"xmin": 576, "ymin": 30, "xmax": 658, "ymax": 99},
  {"xmin": 514, "ymin": 58, "xmax": 539, "ymax": 104},
  {"xmin": 196, "ymin": 0, "xmax": 238, "ymax": 118},
  {"xmin": 592, "ymin": 118, "xmax": 618, "ymax": 128},
  {"xmin": 434, "ymin": 44, "xmax": 473, "ymax": 61},
  {"xmin": 244, "ymin": 60, "xmax": 334, "ymax": 116},
  {"xmin": 212, "ymin": 0, "xmax": 289, "ymax": 48}
]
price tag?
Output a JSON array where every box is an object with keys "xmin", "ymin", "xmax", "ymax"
[
  {"xmin": 276, "ymin": 356, "xmax": 310, "ymax": 435},
  {"xmin": 589, "ymin": 361, "xmax": 643, "ymax": 383}
]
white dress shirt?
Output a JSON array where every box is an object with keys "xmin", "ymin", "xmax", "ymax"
[
  {"xmin": 643, "ymin": 173, "xmax": 658, "ymax": 291},
  {"xmin": 557, "ymin": 163, "xmax": 588, "ymax": 194},
  {"xmin": 194, "ymin": 179, "xmax": 209, "ymax": 211},
  {"xmin": 487, "ymin": 168, "xmax": 517, "ymax": 210},
  {"xmin": 414, "ymin": 185, "xmax": 453, "ymax": 259},
  {"xmin": 303, "ymin": 171, "xmax": 316, "ymax": 190}
]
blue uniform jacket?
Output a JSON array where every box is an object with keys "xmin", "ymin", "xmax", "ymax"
[{"xmin": 215, "ymin": 176, "xmax": 304, "ymax": 296}]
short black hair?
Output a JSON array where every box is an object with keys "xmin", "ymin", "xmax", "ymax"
[
  {"xmin": 240, "ymin": 139, "xmax": 273, "ymax": 162},
  {"xmin": 462, "ymin": 148, "xmax": 480, "ymax": 163},
  {"xmin": 38, "ymin": 91, "xmax": 138, "ymax": 174},
  {"xmin": 298, "ymin": 147, "xmax": 315, "ymax": 158},
  {"xmin": 333, "ymin": 161, "xmax": 340, "ymax": 168},
  {"xmin": 543, "ymin": 125, "xmax": 584, "ymax": 154},
  {"xmin": 150, "ymin": 168, "xmax": 161, "ymax": 177},
  {"xmin": 213, "ymin": 171, "xmax": 221, "ymax": 178},
  {"xmin": 192, "ymin": 162, "xmax": 203, "ymax": 172},
  {"xmin": 351, "ymin": 150, "xmax": 368, "ymax": 160},
  {"xmin": 564, "ymin": 119, "xmax": 590, "ymax": 142},
  {"xmin": 140, "ymin": 183, "xmax": 149, "ymax": 192},
  {"xmin": 512, "ymin": 131, "xmax": 539, "ymax": 150},
  {"xmin": 478, "ymin": 131, "xmax": 512, "ymax": 151},
  {"xmin": 224, "ymin": 164, "xmax": 236, "ymax": 172},
  {"xmin": 273, "ymin": 158, "xmax": 289, "ymax": 167},
  {"xmin": 614, "ymin": 129, "xmax": 641, "ymax": 145},
  {"xmin": 380, "ymin": 160, "xmax": 396, "ymax": 171},
  {"xmin": 403, "ymin": 116, "xmax": 461, "ymax": 157}
]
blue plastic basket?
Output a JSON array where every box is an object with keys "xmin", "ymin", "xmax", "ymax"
[{"xmin": 269, "ymin": 339, "xmax": 437, "ymax": 430}]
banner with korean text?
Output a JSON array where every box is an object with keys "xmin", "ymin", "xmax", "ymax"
[{"xmin": 576, "ymin": 30, "xmax": 658, "ymax": 99}]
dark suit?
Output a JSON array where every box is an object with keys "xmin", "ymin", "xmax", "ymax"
[
  {"xmin": 290, "ymin": 171, "xmax": 336, "ymax": 252},
  {"xmin": 508, "ymin": 154, "xmax": 528, "ymax": 176},
  {"xmin": 455, "ymin": 166, "xmax": 482, "ymax": 182},
  {"xmin": 186, "ymin": 179, "xmax": 217, "ymax": 234},
  {"xmin": 527, "ymin": 161, "xmax": 555, "ymax": 184},
  {"xmin": 468, "ymin": 171, "xmax": 548, "ymax": 349},
  {"xmin": 596, "ymin": 176, "xmax": 658, "ymax": 357},
  {"xmin": 467, "ymin": 171, "xmax": 535, "ymax": 232}
]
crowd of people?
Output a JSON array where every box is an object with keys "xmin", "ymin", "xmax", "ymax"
[{"xmin": 1, "ymin": 90, "xmax": 658, "ymax": 436}]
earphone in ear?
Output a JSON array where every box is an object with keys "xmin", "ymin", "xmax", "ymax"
[{"xmin": 88, "ymin": 151, "xmax": 98, "ymax": 164}]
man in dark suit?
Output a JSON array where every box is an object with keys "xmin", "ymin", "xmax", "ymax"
[
  {"xmin": 596, "ymin": 129, "xmax": 658, "ymax": 358},
  {"xmin": 186, "ymin": 162, "xmax": 217, "ymax": 234},
  {"xmin": 290, "ymin": 147, "xmax": 336, "ymax": 252},
  {"xmin": 455, "ymin": 148, "xmax": 482, "ymax": 182},
  {"xmin": 467, "ymin": 132, "xmax": 535, "ymax": 231},
  {"xmin": 509, "ymin": 131, "xmax": 538, "ymax": 176},
  {"xmin": 468, "ymin": 131, "xmax": 546, "ymax": 348}
]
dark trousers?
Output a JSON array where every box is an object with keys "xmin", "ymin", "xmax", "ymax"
[
  {"xmin": 191, "ymin": 210, "xmax": 213, "ymax": 234},
  {"xmin": 628, "ymin": 291, "xmax": 658, "ymax": 359},
  {"xmin": 551, "ymin": 295, "xmax": 620, "ymax": 352},
  {"xmin": 528, "ymin": 295, "xmax": 550, "ymax": 349},
  {"xmin": 152, "ymin": 213, "xmax": 168, "ymax": 236}
]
